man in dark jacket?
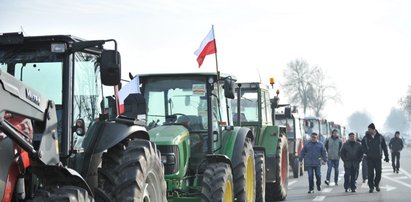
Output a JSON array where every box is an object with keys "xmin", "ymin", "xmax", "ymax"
[
  {"xmin": 341, "ymin": 132, "xmax": 363, "ymax": 192},
  {"xmin": 361, "ymin": 123, "xmax": 389, "ymax": 193},
  {"xmin": 299, "ymin": 132, "xmax": 328, "ymax": 193},
  {"xmin": 389, "ymin": 131, "xmax": 404, "ymax": 173}
]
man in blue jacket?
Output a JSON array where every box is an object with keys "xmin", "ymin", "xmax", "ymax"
[{"xmin": 299, "ymin": 132, "xmax": 328, "ymax": 193}]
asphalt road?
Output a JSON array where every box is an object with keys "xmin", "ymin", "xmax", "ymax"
[{"xmin": 286, "ymin": 147, "xmax": 411, "ymax": 202}]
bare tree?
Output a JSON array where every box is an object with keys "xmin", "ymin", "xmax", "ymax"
[
  {"xmin": 384, "ymin": 107, "xmax": 410, "ymax": 133},
  {"xmin": 347, "ymin": 111, "xmax": 372, "ymax": 137},
  {"xmin": 399, "ymin": 86, "xmax": 411, "ymax": 119},
  {"xmin": 282, "ymin": 58, "xmax": 314, "ymax": 115},
  {"xmin": 309, "ymin": 67, "xmax": 339, "ymax": 117}
]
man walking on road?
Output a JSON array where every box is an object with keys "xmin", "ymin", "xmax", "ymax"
[
  {"xmin": 341, "ymin": 132, "xmax": 363, "ymax": 192},
  {"xmin": 389, "ymin": 131, "xmax": 404, "ymax": 173},
  {"xmin": 324, "ymin": 129, "xmax": 342, "ymax": 186},
  {"xmin": 361, "ymin": 123, "xmax": 389, "ymax": 193},
  {"xmin": 299, "ymin": 132, "xmax": 328, "ymax": 194}
]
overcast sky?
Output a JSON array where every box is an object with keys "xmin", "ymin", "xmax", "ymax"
[{"xmin": 1, "ymin": 0, "xmax": 411, "ymax": 132}]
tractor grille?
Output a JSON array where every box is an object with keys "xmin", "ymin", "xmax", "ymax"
[{"xmin": 157, "ymin": 145, "xmax": 179, "ymax": 175}]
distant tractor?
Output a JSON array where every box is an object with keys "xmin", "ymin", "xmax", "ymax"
[
  {"xmin": 232, "ymin": 81, "xmax": 289, "ymax": 201},
  {"xmin": 302, "ymin": 117, "xmax": 326, "ymax": 144},
  {"xmin": 139, "ymin": 72, "xmax": 256, "ymax": 201},
  {"xmin": 0, "ymin": 32, "xmax": 166, "ymax": 201},
  {"xmin": 275, "ymin": 106, "xmax": 304, "ymax": 178}
]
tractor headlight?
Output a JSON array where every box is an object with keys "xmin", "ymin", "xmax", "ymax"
[
  {"xmin": 161, "ymin": 153, "xmax": 176, "ymax": 165},
  {"xmin": 157, "ymin": 145, "xmax": 179, "ymax": 174}
]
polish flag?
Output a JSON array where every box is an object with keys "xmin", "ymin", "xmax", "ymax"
[
  {"xmin": 118, "ymin": 75, "xmax": 140, "ymax": 114},
  {"xmin": 194, "ymin": 27, "xmax": 217, "ymax": 67}
]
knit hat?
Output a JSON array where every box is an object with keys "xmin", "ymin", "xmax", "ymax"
[{"xmin": 368, "ymin": 123, "xmax": 375, "ymax": 130}]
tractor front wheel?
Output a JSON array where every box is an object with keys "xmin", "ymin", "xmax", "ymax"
[
  {"xmin": 292, "ymin": 157, "xmax": 300, "ymax": 178},
  {"xmin": 97, "ymin": 138, "xmax": 166, "ymax": 202},
  {"xmin": 201, "ymin": 162, "xmax": 234, "ymax": 202},
  {"xmin": 266, "ymin": 134, "xmax": 288, "ymax": 201},
  {"xmin": 233, "ymin": 138, "xmax": 255, "ymax": 202},
  {"xmin": 255, "ymin": 151, "xmax": 266, "ymax": 202}
]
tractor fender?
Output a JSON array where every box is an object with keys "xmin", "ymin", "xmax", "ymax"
[
  {"xmin": 93, "ymin": 121, "xmax": 149, "ymax": 154},
  {"xmin": 227, "ymin": 127, "xmax": 254, "ymax": 167},
  {"xmin": 31, "ymin": 165, "xmax": 93, "ymax": 196},
  {"xmin": 205, "ymin": 154, "xmax": 232, "ymax": 169}
]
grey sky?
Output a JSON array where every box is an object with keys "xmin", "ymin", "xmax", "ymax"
[{"xmin": 2, "ymin": 0, "xmax": 411, "ymax": 131}]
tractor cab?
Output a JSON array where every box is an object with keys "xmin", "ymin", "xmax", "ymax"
[{"xmin": 140, "ymin": 73, "xmax": 236, "ymax": 171}]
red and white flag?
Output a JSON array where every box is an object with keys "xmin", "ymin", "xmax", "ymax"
[
  {"xmin": 118, "ymin": 75, "xmax": 140, "ymax": 114},
  {"xmin": 194, "ymin": 26, "xmax": 217, "ymax": 67}
]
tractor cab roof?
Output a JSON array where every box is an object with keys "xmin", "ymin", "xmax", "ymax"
[{"xmin": 139, "ymin": 72, "xmax": 236, "ymax": 81}]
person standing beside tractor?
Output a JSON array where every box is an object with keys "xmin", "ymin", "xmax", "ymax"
[
  {"xmin": 299, "ymin": 132, "xmax": 328, "ymax": 193},
  {"xmin": 362, "ymin": 123, "xmax": 389, "ymax": 193},
  {"xmin": 324, "ymin": 129, "xmax": 342, "ymax": 186},
  {"xmin": 341, "ymin": 132, "xmax": 363, "ymax": 192},
  {"xmin": 389, "ymin": 131, "xmax": 404, "ymax": 173}
]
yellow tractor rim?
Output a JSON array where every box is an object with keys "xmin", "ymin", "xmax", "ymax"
[
  {"xmin": 246, "ymin": 156, "xmax": 254, "ymax": 202},
  {"xmin": 224, "ymin": 179, "xmax": 233, "ymax": 202}
]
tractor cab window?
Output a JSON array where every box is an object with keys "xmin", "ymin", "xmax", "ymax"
[
  {"xmin": 0, "ymin": 53, "xmax": 63, "ymax": 105},
  {"xmin": 232, "ymin": 91, "xmax": 259, "ymax": 123},
  {"xmin": 72, "ymin": 52, "xmax": 103, "ymax": 149},
  {"xmin": 303, "ymin": 119, "xmax": 320, "ymax": 136},
  {"xmin": 277, "ymin": 118, "xmax": 294, "ymax": 138},
  {"xmin": 143, "ymin": 77, "xmax": 208, "ymax": 131}
]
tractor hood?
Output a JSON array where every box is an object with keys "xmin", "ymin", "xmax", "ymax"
[{"xmin": 148, "ymin": 125, "xmax": 189, "ymax": 145}]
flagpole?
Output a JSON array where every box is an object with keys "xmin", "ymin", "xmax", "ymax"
[{"xmin": 212, "ymin": 25, "xmax": 220, "ymax": 80}]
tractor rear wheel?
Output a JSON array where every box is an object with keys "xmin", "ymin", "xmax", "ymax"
[
  {"xmin": 266, "ymin": 134, "xmax": 288, "ymax": 201},
  {"xmin": 255, "ymin": 151, "xmax": 266, "ymax": 202},
  {"xmin": 97, "ymin": 138, "xmax": 166, "ymax": 202},
  {"xmin": 233, "ymin": 138, "xmax": 255, "ymax": 202},
  {"xmin": 31, "ymin": 186, "xmax": 93, "ymax": 202},
  {"xmin": 201, "ymin": 162, "xmax": 234, "ymax": 202}
]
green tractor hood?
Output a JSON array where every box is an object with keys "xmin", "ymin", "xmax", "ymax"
[{"xmin": 148, "ymin": 125, "xmax": 189, "ymax": 145}]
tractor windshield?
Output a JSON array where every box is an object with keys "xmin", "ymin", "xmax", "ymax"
[
  {"xmin": 142, "ymin": 77, "xmax": 210, "ymax": 131},
  {"xmin": 0, "ymin": 45, "xmax": 64, "ymax": 104},
  {"xmin": 231, "ymin": 91, "xmax": 259, "ymax": 122},
  {"xmin": 276, "ymin": 118, "xmax": 294, "ymax": 138},
  {"xmin": 0, "ymin": 45, "xmax": 108, "ymax": 150},
  {"xmin": 303, "ymin": 119, "xmax": 320, "ymax": 136}
]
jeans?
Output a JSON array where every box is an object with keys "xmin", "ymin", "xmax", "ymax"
[
  {"xmin": 344, "ymin": 166, "xmax": 359, "ymax": 190},
  {"xmin": 307, "ymin": 166, "xmax": 321, "ymax": 190},
  {"xmin": 362, "ymin": 156, "xmax": 368, "ymax": 181},
  {"xmin": 367, "ymin": 158, "xmax": 382, "ymax": 189},
  {"xmin": 391, "ymin": 151, "xmax": 400, "ymax": 171},
  {"xmin": 326, "ymin": 159, "xmax": 340, "ymax": 183}
]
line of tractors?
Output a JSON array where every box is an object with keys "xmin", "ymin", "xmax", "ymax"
[{"xmin": 0, "ymin": 33, "xmax": 343, "ymax": 202}]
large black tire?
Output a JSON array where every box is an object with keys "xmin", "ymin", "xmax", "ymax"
[
  {"xmin": 292, "ymin": 157, "xmax": 300, "ymax": 178},
  {"xmin": 97, "ymin": 138, "xmax": 167, "ymax": 202},
  {"xmin": 300, "ymin": 160, "xmax": 304, "ymax": 176},
  {"xmin": 201, "ymin": 162, "xmax": 234, "ymax": 202},
  {"xmin": 31, "ymin": 186, "xmax": 93, "ymax": 202},
  {"xmin": 266, "ymin": 135, "xmax": 288, "ymax": 201},
  {"xmin": 233, "ymin": 138, "xmax": 255, "ymax": 202},
  {"xmin": 255, "ymin": 151, "xmax": 266, "ymax": 202}
]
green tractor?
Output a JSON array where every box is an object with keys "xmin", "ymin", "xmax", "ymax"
[
  {"xmin": 232, "ymin": 82, "xmax": 289, "ymax": 201},
  {"xmin": 138, "ymin": 72, "xmax": 256, "ymax": 201}
]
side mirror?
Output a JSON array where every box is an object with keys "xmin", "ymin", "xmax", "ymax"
[
  {"xmin": 285, "ymin": 107, "xmax": 292, "ymax": 118},
  {"xmin": 73, "ymin": 119, "xmax": 86, "ymax": 136},
  {"xmin": 100, "ymin": 50, "xmax": 121, "ymax": 86},
  {"xmin": 271, "ymin": 96, "xmax": 280, "ymax": 109},
  {"xmin": 224, "ymin": 79, "xmax": 235, "ymax": 99}
]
